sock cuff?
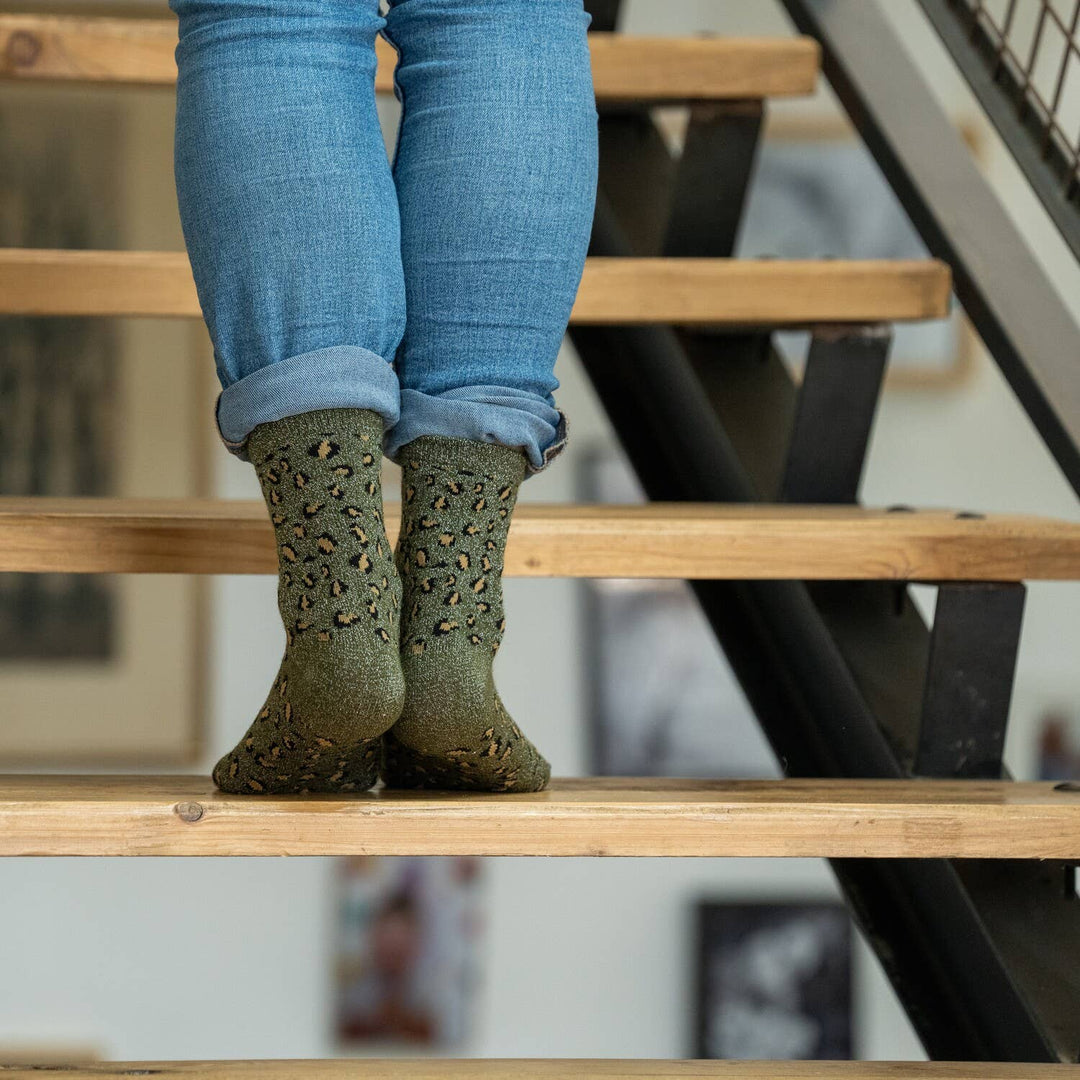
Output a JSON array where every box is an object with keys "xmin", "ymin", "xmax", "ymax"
[
  {"xmin": 397, "ymin": 435, "xmax": 527, "ymax": 487},
  {"xmin": 246, "ymin": 408, "xmax": 386, "ymax": 466}
]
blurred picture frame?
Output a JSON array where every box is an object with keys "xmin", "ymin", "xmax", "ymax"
[
  {"xmin": 0, "ymin": 87, "xmax": 212, "ymax": 763},
  {"xmin": 653, "ymin": 109, "xmax": 980, "ymax": 388},
  {"xmin": 334, "ymin": 856, "xmax": 484, "ymax": 1049},
  {"xmin": 1037, "ymin": 708, "xmax": 1080, "ymax": 781},
  {"xmin": 695, "ymin": 900, "xmax": 853, "ymax": 1060},
  {"xmin": 739, "ymin": 115, "xmax": 980, "ymax": 389},
  {"xmin": 581, "ymin": 446, "xmax": 777, "ymax": 780}
]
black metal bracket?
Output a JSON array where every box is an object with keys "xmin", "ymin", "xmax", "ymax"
[
  {"xmin": 594, "ymin": 102, "xmax": 763, "ymax": 260},
  {"xmin": 779, "ymin": 325, "xmax": 890, "ymax": 504},
  {"xmin": 664, "ymin": 102, "xmax": 763, "ymax": 258},
  {"xmin": 585, "ymin": 0, "xmax": 621, "ymax": 33},
  {"xmin": 916, "ymin": 581, "xmax": 1026, "ymax": 779}
]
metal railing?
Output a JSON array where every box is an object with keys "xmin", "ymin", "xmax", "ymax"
[{"xmin": 919, "ymin": 0, "xmax": 1080, "ymax": 260}]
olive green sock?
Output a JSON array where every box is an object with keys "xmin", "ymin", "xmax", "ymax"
[
  {"xmin": 213, "ymin": 408, "xmax": 404, "ymax": 795},
  {"xmin": 382, "ymin": 436, "xmax": 551, "ymax": 793}
]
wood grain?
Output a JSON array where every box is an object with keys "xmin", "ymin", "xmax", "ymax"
[
  {"xmin": 0, "ymin": 250, "xmax": 952, "ymax": 324},
  {"xmin": 0, "ymin": 498, "xmax": 1076, "ymax": 581},
  {"xmin": 0, "ymin": 16, "xmax": 820, "ymax": 99},
  {"xmin": 574, "ymin": 259, "xmax": 951, "ymax": 324},
  {"xmin": 0, "ymin": 1062, "xmax": 1073, "ymax": 1080},
  {"xmin": 0, "ymin": 776, "xmax": 1078, "ymax": 858}
]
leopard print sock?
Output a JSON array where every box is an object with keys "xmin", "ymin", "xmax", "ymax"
[
  {"xmin": 213, "ymin": 408, "xmax": 404, "ymax": 795},
  {"xmin": 382, "ymin": 436, "xmax": 551, "ymax": 793}
]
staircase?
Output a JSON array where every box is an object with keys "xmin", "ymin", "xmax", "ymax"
[{"xmin": 1, "ymin": 4, "xmax": 1078, "ymax": 1075}]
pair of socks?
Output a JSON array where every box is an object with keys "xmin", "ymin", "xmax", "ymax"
[{"xmin": 211, "ymin": 408, "xmax": 550, "ymax": 796}]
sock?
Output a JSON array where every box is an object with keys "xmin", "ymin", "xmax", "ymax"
[
  {"xmin": 382, "ymin": 436, "xmax": 551, "ymax": 793},
  {"xmin": 213, "ymin": 408, "xmax": 404, "ymax": 795}
]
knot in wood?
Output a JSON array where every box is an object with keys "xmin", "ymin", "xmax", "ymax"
[
  {"xmin": 5, "ymin": 30, "xmax": 42, "ymax": 68},
  {"xmin": 174, "ymin": 801, "xmax": 205, "ymax": 822}
]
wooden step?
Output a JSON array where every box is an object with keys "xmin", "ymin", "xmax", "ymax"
[
  {"xmin": 0, "ymin": 777, "xmax": 1077, "ymax": 858},
  {"xmin": 0, "ymin": 499, "xmax": 1076, "ymax": 581},
  {"xmin": 0, "ymin": 1063, "xmax": 1073, "ymax": 1080},
  {"xmin": 0, "ymin": 250, "xmax": 951, "ymax": 324},
  {"xmin": 0, "ymin": 15, "xmax": 820, "ymax": 100}
]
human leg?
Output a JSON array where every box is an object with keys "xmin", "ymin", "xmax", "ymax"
[
  {"xmin": 381, "ymin": 0, "xmax": 598, "ymax": 791},
  {"xmin": 171, "ymin": 0, "xmax": 406, "ymax": 792}
]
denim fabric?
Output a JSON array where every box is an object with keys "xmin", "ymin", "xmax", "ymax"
[
  {"xmin": 216, "ymin": 345, "xmax": 400, "ymax": 452},
  {"xmin": 171, "ymin": 0, "xmax": 597, "ymax": 472}
]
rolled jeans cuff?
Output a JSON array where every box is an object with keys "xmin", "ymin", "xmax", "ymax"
[
  {"xmin": 216, "ymin": 346, "xmax": 400, "ymax": 461},
  {"xmin": 384, "ymin": 386, "xmax": 568, "ymax": 475}
]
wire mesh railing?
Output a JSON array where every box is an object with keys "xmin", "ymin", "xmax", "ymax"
[
  {"xmin": 972, "ymin": 1, "xmax": 1079, "ymax": 186},
  {"xmin": 918, "ymin": 0, "xmax": 1080, "ymax": 259}
]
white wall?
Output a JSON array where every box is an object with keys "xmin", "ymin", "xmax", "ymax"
[{"xmin": 1, "ymin": 0, "xmax": 1077, "ymax": 1065}]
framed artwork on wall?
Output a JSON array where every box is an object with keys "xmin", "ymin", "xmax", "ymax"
[
  {"xmin": 653, "ymin": 109, "xmax": 980, "ymax": 388},
  {"xmin": 581, "ymin": 447, "xmax": 777, "ymax": 779},
  {"xmin": 695, "ymin": 901, "xmax": 854, "ymax": 1060},
  {"xmin": 739, "ymin": 115, "xmax": 979, "ymax": 389},
  {"xmin": 0, "ymin": 87, "xmax": 211, "ymax": 763},
  {"xmin": 334, "ymin": 856, "xmax": 485, "ymax": 1049},
  {"xmin": 1037, "ymin": 708, "xmax": 1080, "ymax": 781}
]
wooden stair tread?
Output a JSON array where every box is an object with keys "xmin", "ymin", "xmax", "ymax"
[
  {"xmin": 0, "ymin": 1062, "xmax": 1073, "ymax": 1079},
  {"xmin": 0, "ymin": 777, "xmax": 1077, "ymax": 858},
  {"xmin": 0, "ymin": 16, "xmax": 820, "ymax": 99},
  {"xmin": 0, "ymin": 251, "xmax": 952, "ymax": 324},
  {"xmin": 0, "ymin": 498, "xmax": 1076, "ymax": 581}
]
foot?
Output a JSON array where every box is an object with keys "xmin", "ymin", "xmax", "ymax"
[
  {"xmin": 213, "ymin": 409, "xmax": 404, "ymax": 795},
  {"xmin": 382, "ymin": 436, "xmax": 550, "ymax": 793}
]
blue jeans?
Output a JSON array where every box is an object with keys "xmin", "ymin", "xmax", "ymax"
[{"xmin": 170, "ymin": 0, "xmax": 597, "ymax": 472}]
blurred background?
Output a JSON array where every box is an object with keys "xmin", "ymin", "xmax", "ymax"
[{"xmin": 0, "ymin": 0, "xmax": 1078, "ymax": 1065}]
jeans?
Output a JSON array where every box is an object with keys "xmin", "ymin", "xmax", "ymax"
[{"xmin": 170, "ymin": 0, "xmax": 598, "ymax": 472}]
